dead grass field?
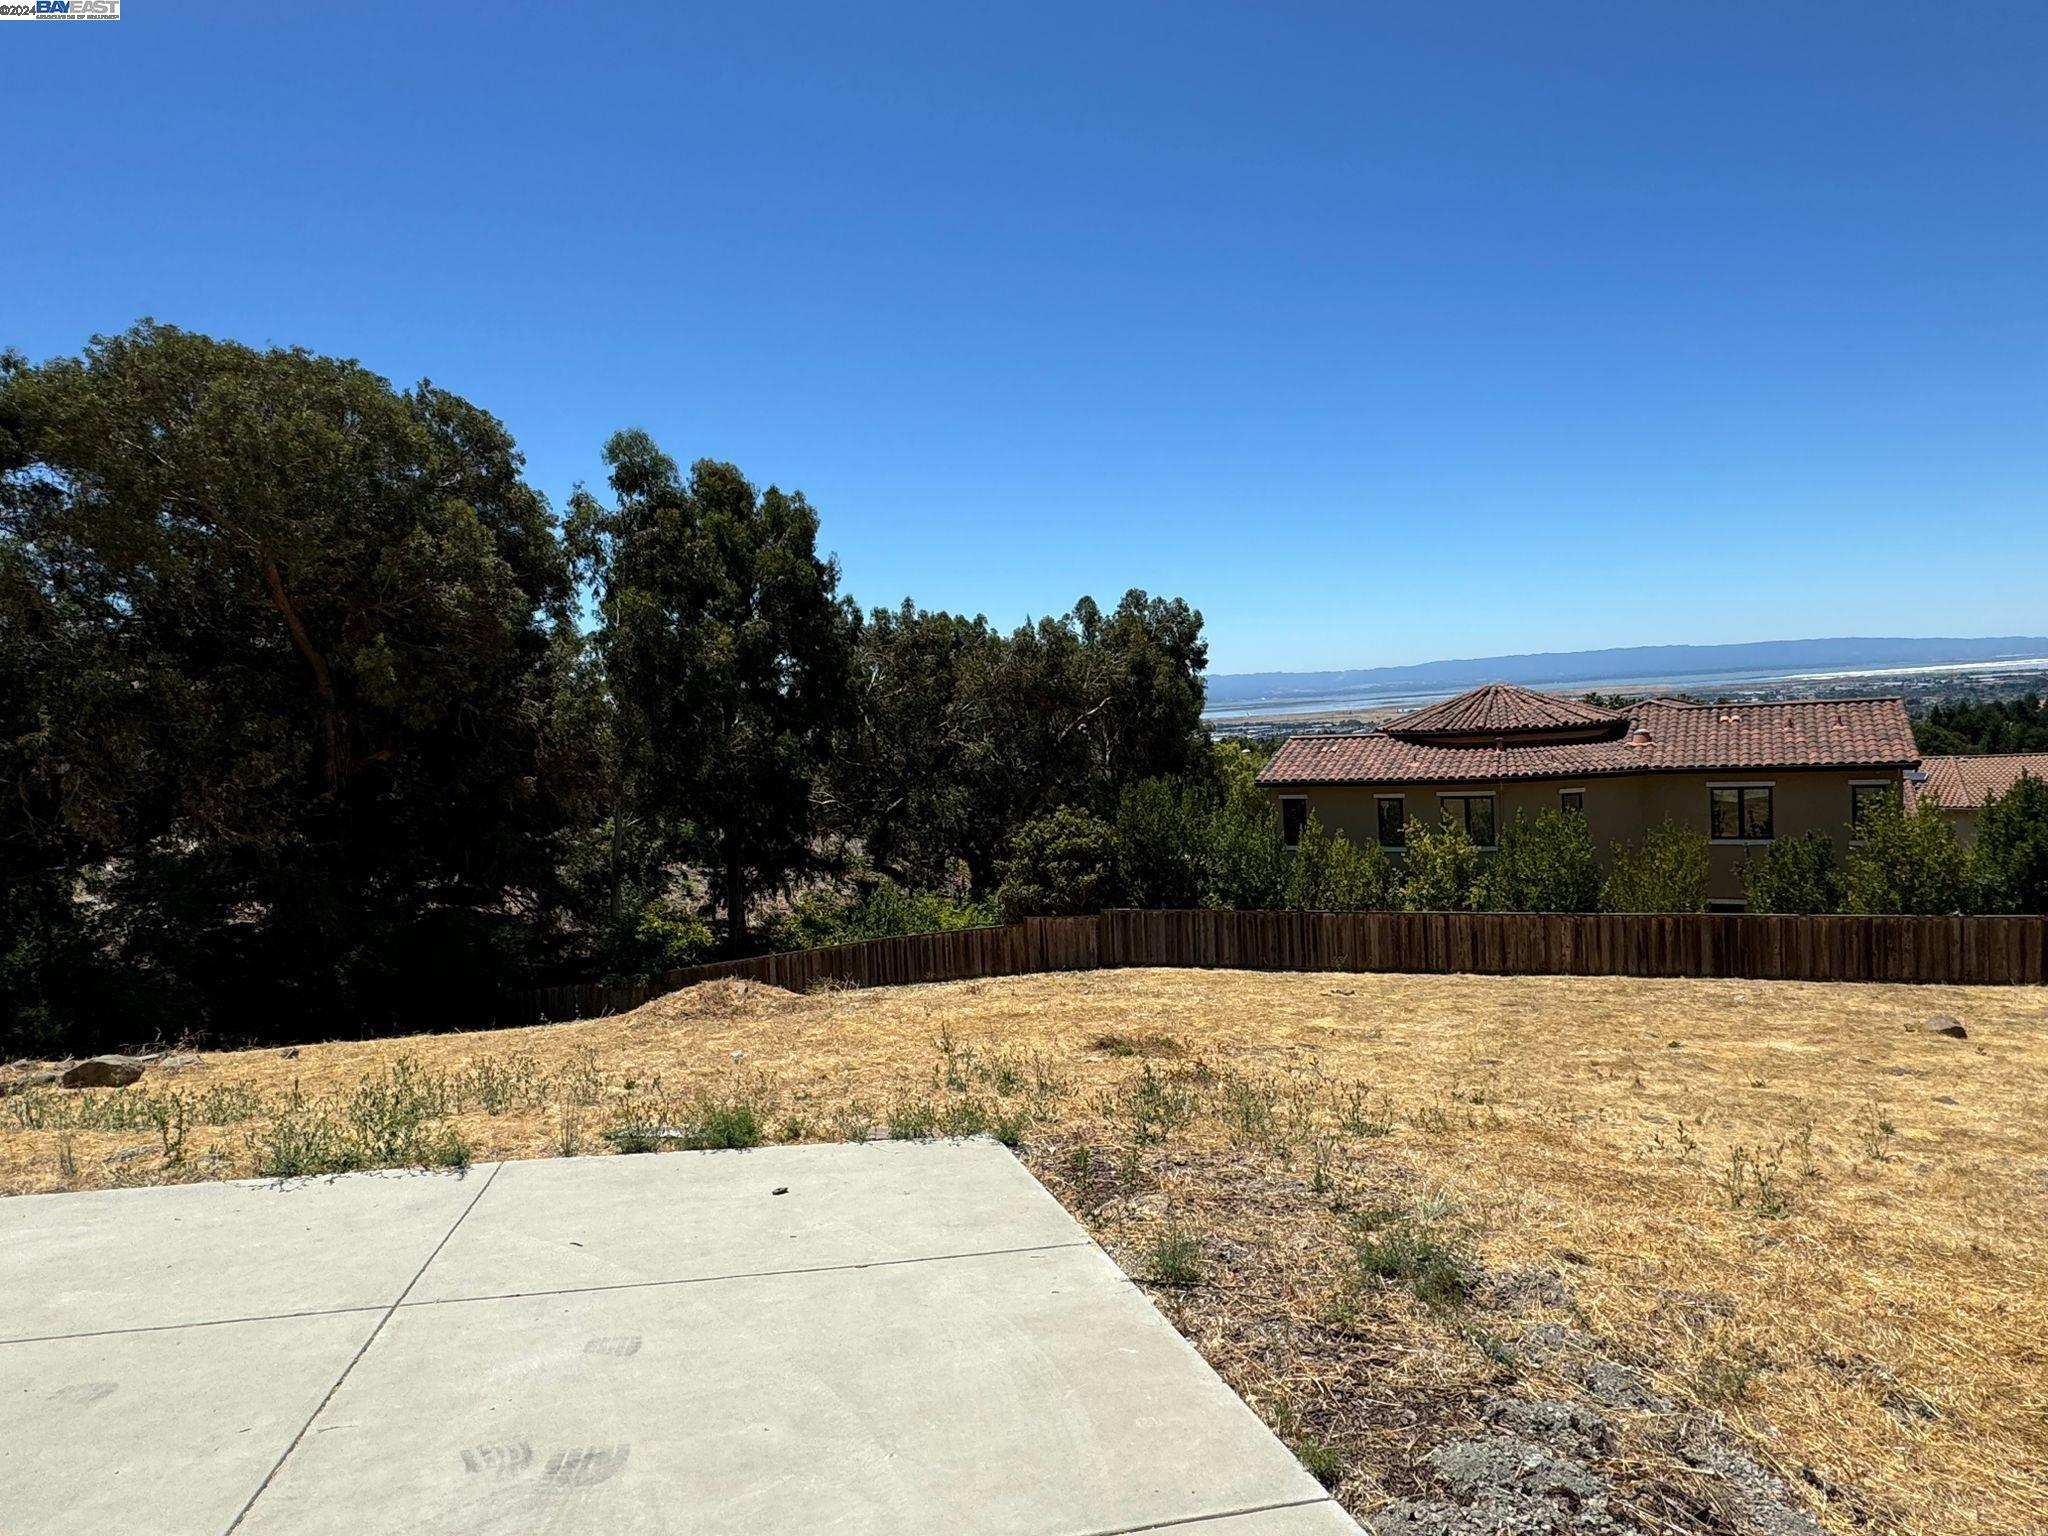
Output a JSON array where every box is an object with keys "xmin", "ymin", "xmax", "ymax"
[{"xmin": 6, "ymin": 969, "xmax": 2045, "ymax": 1534}]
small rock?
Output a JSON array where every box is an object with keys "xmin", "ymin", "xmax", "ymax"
[
  {"xmin": 1922, "ymin": 1014, "xmax": 1967, "ymax": 1039},
  {"xmin": 1478, "ymin": 1267, "xmax": 1576, "ymax": 1312},
  {"xmin": 0, "ymin": 1069, "xmax": 58, "ymax": 1098},
  {"xmin": 1576, "ymin": 1356, "xmax": 1674, "ymax": 1412},
  {"xmin": 157, "ymin": 1053, "xmax": 205, "ymax": 1072},
  {"xmin": 1517, "ymin": 1322, "xmax": 1601, "ymax": 1359},
  {"xmin": 1482, "ymin": 1397, "xmax": 1614, "ymax": 1460},
  {"xmin": 58, "ymin": 1056, "xmax": 149, "ymax": 1089},
  {"xmin": 1425, "ymin": 1434, "xmax": 1610, "ymax": 1505}
]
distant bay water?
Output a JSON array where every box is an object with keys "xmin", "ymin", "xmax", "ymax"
[{"xmin": 1203, "ymin": 641, "xmax": 2048, "ymax": 722}]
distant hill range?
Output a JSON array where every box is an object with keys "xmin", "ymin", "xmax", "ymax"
[{"xmin": 1206, "ymin": 636, "xmax": 2048, "ymax": 714}]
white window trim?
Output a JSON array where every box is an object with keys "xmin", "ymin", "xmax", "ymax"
[
  {"xmin": 1278, "ymin": 794, "xmax": 1308, "ymax": 850},
  {"xmin": 1707, "ymin": 781, "xmax": 1776, "ymax": 845},
  {"xmin": 1374, "ymin": 792, "xmax": 1407, "ymax": 851},
  {"xmin": 1435, "ymin": 790, "xmax": 1499, "ymax": 851},
  {"xmin": 1557, "ymin": 786, "xmax": 1587, "ymax": 808}
]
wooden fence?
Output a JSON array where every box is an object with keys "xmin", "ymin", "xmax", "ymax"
[{"xmin": 506, "ymin": 908, "xmax": 2048, "ymax": 1025}]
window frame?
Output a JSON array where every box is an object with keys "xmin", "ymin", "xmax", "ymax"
[
  {"xmin": 1279, "ymin": 795, "xmax": 1309, "ymax": 851},
  {"xmin": 1558, "ymin": 788, "xmax": 1586, "ymax": 817},
  {"xmin": 1706, "ymin": 898, "xmax": 1748, "ymax": 913},
  {"xmin": 1374, "ymin": 794, "xmax": 1407, "ymax": 850},
  {"xmin": 1708, "ymin": 782, "xmax": 1775, "ymax": 845},
  {"xmin": 1437, "ymin": 791, "xmax": 1499, "ymax": 850}
]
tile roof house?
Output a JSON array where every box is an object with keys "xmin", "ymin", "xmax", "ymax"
[
  {"xmin": 1255, "ymin": 683, "xmax": 1919, "ymax": 907},
  {"xmin": 1908, "ymin": 753, "xmax": 2048, "ymax": 843}
]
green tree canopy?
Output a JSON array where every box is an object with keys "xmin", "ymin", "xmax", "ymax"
[
  {"xmin": 568, "ymin": 431, "xmax": 856, "ymax": 950},
  {"xmin": 1, "ymin": 324, "xmax": 580, "ymax": 1048},
  {"xmin": 1285, "ymin": 815, "xmax": 1400, "ymax": 911},
  {"xmin": 1471, "ymin": 810, "xmax": 1601, "ymax": 913},
  {"xmin": 837, "ymin": 589, "xmax": 1209, "ymax": 894},
  {"xmin": 995, "ymin": 807, "xmax": 1122, "ymax": 920},
  {"xmin": 1602, "ymin": 821, "xmax": 1709, "ymax": 913},
  {"xmin": 1740, "ymin": 830, "xmax": 1846, "ymax": 914},
  {"xmin": 1402, "ymin": 817, "xmax": 1479, "ymax": 912},
  {"xmin": 1969, "ymin": 773, "xmax": 2048, "ymax": 914},
  {"xmin": 1843, "ymin": 795, "xmax": 1969, "ymax": 914}
]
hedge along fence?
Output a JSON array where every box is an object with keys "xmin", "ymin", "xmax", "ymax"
[{"xmin": 507, "ymin": 908, "xmax": 2048, "ymax": 1025}]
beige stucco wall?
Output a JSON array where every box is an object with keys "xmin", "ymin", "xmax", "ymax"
[{"xmin": 1272, "ymin": 767, "xmax": 1904, "ymax": 906}]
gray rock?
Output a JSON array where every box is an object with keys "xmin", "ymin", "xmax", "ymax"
[
  {"xmin": 1480, "ymin": 1267, "xmax": 1577, "ymax": 1312},
  {"xmin": 1369, "ymin": 1494, "xmax": 1599, "ymax": 1535},
  {"xmin": 58, "ymin": 1056, "xmax": 149, "ymax": 1089},
  {"xmin": 1425, "ymin": 1435, "xmax": 1610, "ymax": 1506},
  {"xmin": 1483, "ymin": 1397, "xmax": 1614, "ymax": 1461},
  {"xmin": 1679, "ymin": 1429, "xmax": 1825, "ymax": 1536},
  {"xmin": 1517, "ymin": 1322, "xmax": 1602, "ymax": 1359},
  {"xmin": 1923, "ymin": 1014, "xmax": 1967, "ymax": 1039},
  {"xmin": 0, "ymin": 1069, "xmax": 58, "ymax": 1097},
  {"xmin": 1575, "ymin": 1357, "xmax": 1674, "ymax": 1412}
]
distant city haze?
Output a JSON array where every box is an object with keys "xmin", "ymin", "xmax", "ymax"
[{"xmin": 1205, "ymin": 636, "xmax": 2048, "ymax": 718}]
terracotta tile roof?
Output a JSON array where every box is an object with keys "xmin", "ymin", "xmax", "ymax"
[
  {"xmin": 1387, "ymin": 683, "xmax": 1623, "ymax": 738},
  {"xmin": 1257, "ymin": 689, "xmax": 1918, "ymax": 786},
  {"xmin": 1910, "ymin": 754, "xmax": 2048, "ymax": 809}
]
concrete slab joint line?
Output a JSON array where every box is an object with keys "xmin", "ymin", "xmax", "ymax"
[
  {"xmin": 225, "ymin": 1158, "xmax": 508, "ymax": 1533},
  {"xmin": 3, "ymin": 1140, "xmax": 1363, "ymax": 1536}
]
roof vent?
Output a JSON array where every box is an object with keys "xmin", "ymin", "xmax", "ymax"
[{"xmin": 1627, "ymin": 727, "xmax": 1653, "ymax": 747}]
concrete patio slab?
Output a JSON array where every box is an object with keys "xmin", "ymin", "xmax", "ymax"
[
  {"xmin": 0, "ymin": 1310, "xmax": 382, "ymax": 1536},
  {"xmin": 1, "ymin": 1140, "xmax": 1362, "ymax": 1536},
  {"xmin": 239, "ymin": 1244, "xmax": 1329, "ymax": 1535},
  {"xmin": 0, "ymin": 1168, "xmax": 484, "ymax": 1340},
  {"xmin": 410, "ymin": 1138, "xmax": 1084, "ymax": 1303}
]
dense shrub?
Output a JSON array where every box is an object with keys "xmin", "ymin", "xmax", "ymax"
[
  {"xmin": 1401, "ymin": 818, "xmax": 1479, "ymax": 912},
  {"xmin": 1285, "ymin": 817, "xmax": 1400, "ymax": 911},
  {"xmin": 1204, "ymin": 776, "xmax": 1288, "ymax": 910},
  {"xmin": 771, "ymin": 880, "xmax": 995, "ymax": 950},
  {"xmin": 1471, "ymin": 810, "xmax": 1600, "ymax": 913},
  {"xmin": 1740, "ymin": 831, "xmax": 1845, "ymax": 915},
  {"xmin": 1116, "ymin": 777, "xmax": 1212, "ymax": 909},
  {"xmin": 996, "ymin": 808, "xmax": 1123, "ymax": 921},
  {"xmin": 631, "ymin": 900, "xmax": 717, "ymax": 970},
  {"xmin": 1971, "ymin": 773, "xmax": 2048, "ymax": 914},
  {"xmin": 1844, "ymin": 795, "xmax": 1969, "ymax": 914},
  {"xmin": 1602, "ymin": 822, "xmax": 1709, "ymax": 913}
]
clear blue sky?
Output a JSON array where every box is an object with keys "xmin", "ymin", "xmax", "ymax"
[{"xmin": 8, "ymin": 2, "xmax": 2044, "ymax": 673}]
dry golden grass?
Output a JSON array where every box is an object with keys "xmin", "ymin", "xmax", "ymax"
[{"xmin": 5, "ymin": 968, "xmax": 2044, "ymax": 1534}]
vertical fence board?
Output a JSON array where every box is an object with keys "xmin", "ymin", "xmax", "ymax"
[{"xmin": 510, "ymin": 909, "xmax": 2048, "ymax": 1023}]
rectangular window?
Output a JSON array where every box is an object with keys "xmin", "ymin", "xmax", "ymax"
[
  {"xmin": 1706, "ymin": 899, "xmax": 1747, "ymax": 913},
  {"xmin": 1559, "ymin": 789, "xmax": 1585, "ymax": 816},
  {"xmin": 1709, "ymin": 785, "xmax": 1773, "ymax": 842},
  {"xmin": 1375, "ymin": 795, "xmax": 1406, "ymax": 848},
  {"xmin": 1851, "ymin": 781, "xmax": 1893, "ymax": 831},
  {"xmin": 1280, "ymin": 796, "xmax": 1308, "ymax": 850},
  {"xmin": 1440, "ymin": 793, "xmax": 1497, "ymax": 847}
]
